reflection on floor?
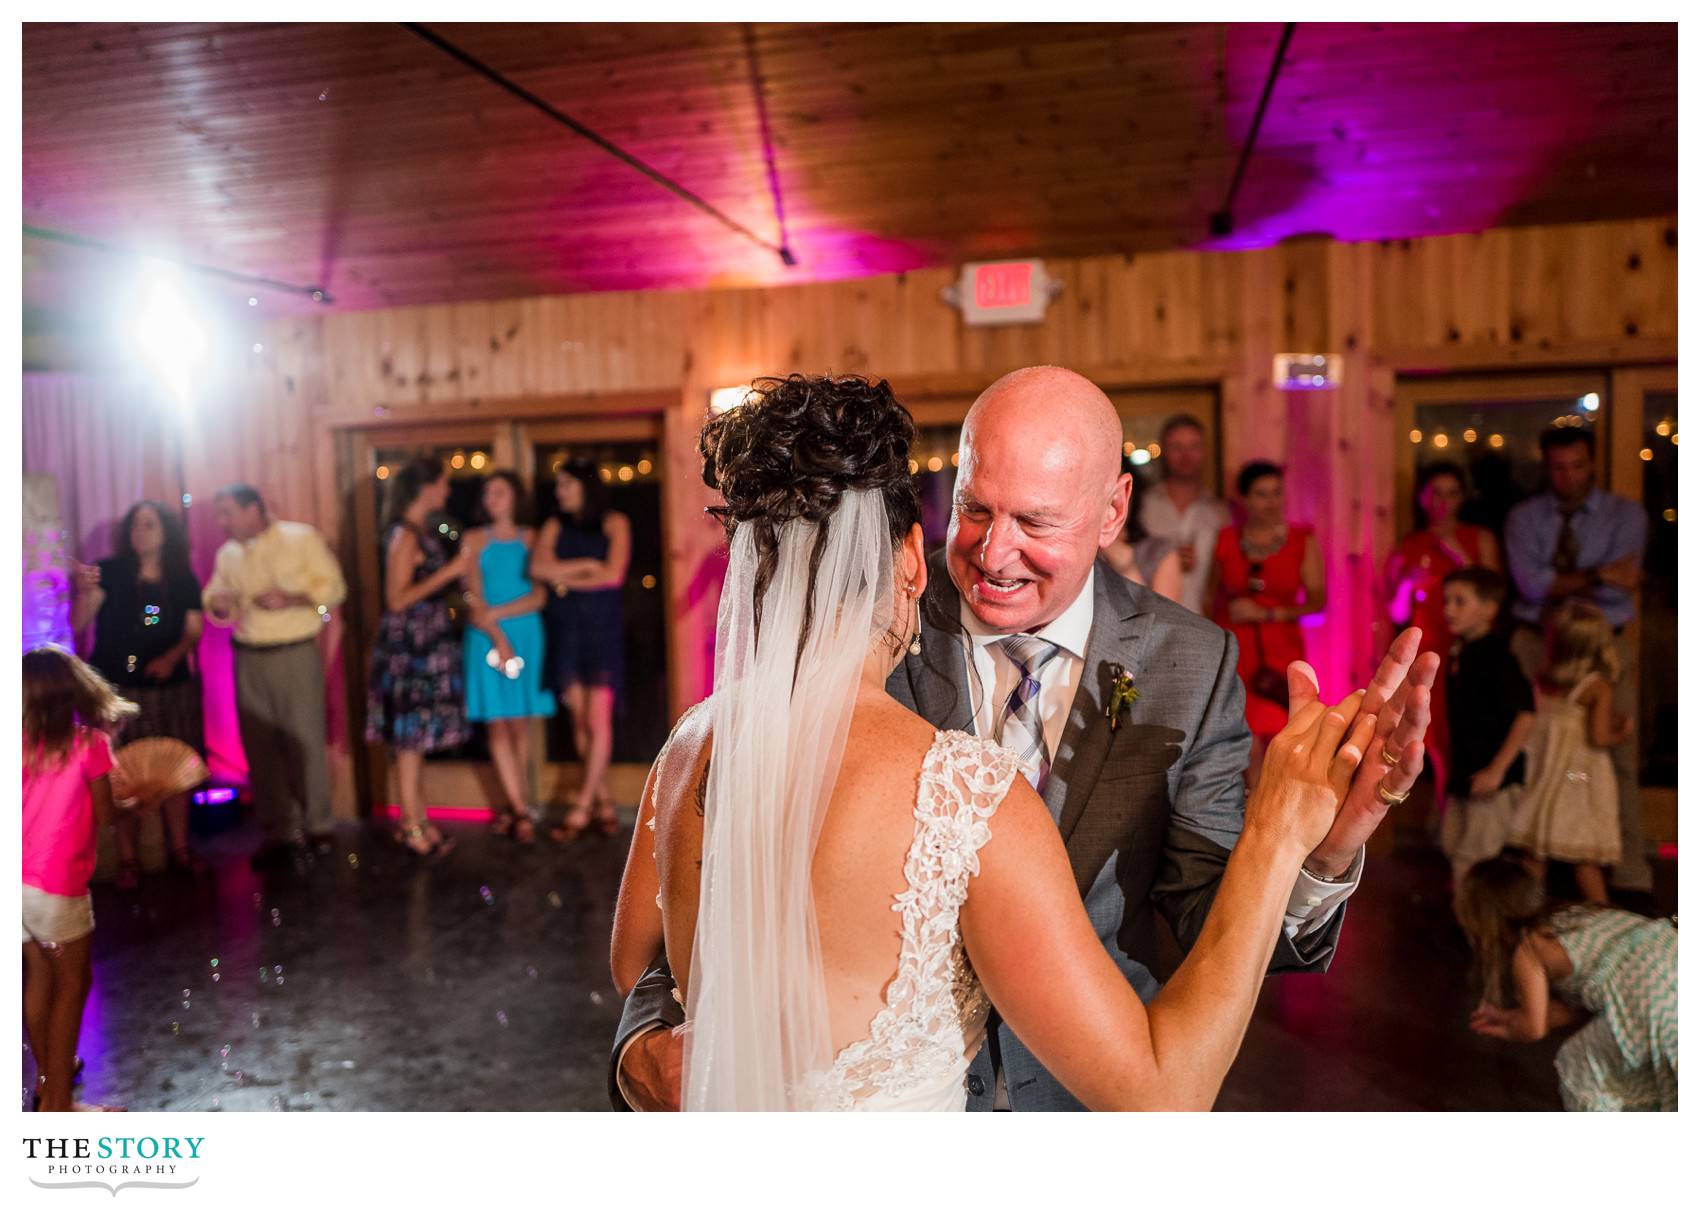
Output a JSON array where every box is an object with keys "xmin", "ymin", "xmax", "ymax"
[{"xmin": 26, "ymin": 814, "xmax": 1675, "ymax": 1112}]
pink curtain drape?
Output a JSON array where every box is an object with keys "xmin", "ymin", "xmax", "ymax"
[
  {"xmin": 20, "ymin": 372, "xmax": 246, "ymax": 784},
  {"xmin": 21, "ymin": 372, "xmax": 162, "ymax": 566}
]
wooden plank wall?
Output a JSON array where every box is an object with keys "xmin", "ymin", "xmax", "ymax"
[{"xmin": 198, "ymin": 216, "xmax": 1674, "ymax": 768}]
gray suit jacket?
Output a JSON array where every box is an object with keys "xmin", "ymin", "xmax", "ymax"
[{"xmin": 610, "ymin": 553, "xmax": 1342, "ymax": 1111}]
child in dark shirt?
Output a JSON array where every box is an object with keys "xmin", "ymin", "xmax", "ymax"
[{"xmin": 1438, "ymin": 568, "xmax": 1534, "ymax": 913}]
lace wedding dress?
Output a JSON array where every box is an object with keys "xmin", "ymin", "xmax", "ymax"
[{"xmin": 795, "ymin": 730, "xmax": 1020, "ymax": 1111}]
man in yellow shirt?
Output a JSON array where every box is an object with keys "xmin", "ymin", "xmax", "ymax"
[{"xmin": 203, "ymin": 484, "xmax": 348, "ymax": 870}]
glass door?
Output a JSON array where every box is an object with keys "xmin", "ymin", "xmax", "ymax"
[
  {"xmin": 1392, "ymin": 372, "xmax": 1612, "ymax": 538},
  {"xmin": 349, "ymin": 422, "xmax": 514, "ymax": 812},
  {"xmin": 517, "ymin": 417, "xmax": 670, "ymax": 807}
]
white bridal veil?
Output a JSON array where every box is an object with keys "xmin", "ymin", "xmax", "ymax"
[{"xmin": 684, "ymin": 486, "xmax": 894, "ymax": 1110}]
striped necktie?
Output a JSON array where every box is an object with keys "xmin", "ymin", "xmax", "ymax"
[{"xmin": 997, "ymin": 634, "xmax": 1063, "ymax": 791}]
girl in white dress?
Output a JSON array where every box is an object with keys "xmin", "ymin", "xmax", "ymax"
[{"xmin": 1509, "ymin": 602, "xmax": 1631, "ymax": 904}]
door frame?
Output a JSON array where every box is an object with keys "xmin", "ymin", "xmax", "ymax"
[{"xmin": 327, "ymin": 390, "xmax": 672, "ymax": 818}]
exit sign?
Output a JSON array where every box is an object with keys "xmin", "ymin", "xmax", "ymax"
[{"xmin": 947, "ymin": 259, "xmax": 1058, "ymax": 326}]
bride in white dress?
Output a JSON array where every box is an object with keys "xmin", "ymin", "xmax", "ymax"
[{"xmin": 612, "ymin": 374, "xmax": 1377, "ymax": 1111}]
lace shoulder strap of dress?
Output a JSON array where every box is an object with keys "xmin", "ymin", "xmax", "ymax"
[{"xmin": 909, "ymin": 731, "xmax": 1022, "ymax": 901}]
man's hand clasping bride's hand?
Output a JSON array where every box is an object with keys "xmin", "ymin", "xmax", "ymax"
[{"xmin": 1266, "ymin": 627, "xmax": 1437, "ymax": 877}]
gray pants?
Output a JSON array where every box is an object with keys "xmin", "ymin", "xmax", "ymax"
[
  {"xmin": 235, "ymin": 640, "xmax": 334, "ymax": 844},
  {"xmin": 1511, "ymin": 625, "xmax": 1650, "ymax": 891}
]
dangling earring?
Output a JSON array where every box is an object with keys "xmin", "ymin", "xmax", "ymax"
[{"xmin": 905, "ymin": 583, "xmax": 923, "ymax": 657}]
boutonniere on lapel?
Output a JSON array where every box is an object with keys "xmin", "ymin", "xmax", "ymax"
[{"xmin": 1104, "ymin": 663, "xmax": 1139, "ymax": 732}]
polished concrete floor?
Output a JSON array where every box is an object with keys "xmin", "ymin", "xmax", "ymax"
[{"xmin": 26, "ymin": 809, "xmax": 1676, "ymax": 1112}]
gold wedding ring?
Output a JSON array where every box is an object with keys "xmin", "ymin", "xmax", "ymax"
[{"xmin": 1375, "ymin": 780, "xmax": 1410, "ymax": 806}]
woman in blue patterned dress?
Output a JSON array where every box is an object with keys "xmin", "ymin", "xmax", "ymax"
[
  {"xmin": 463, "ymin": 470, "xmax": 555, "ymax": 843},
  {"xmin": 366, "ymin": 458, "xmax": 473, "ymax": 857},
  {"xmin": 1461, "ymin": 857, "xmax": 1677, "ymax": 1110}
]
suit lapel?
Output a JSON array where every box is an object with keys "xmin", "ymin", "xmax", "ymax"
[
  {"xmin": 1051, "ymin": 564, "xmax": 1155, "ymax": 845},
  {"xmin": 902, "ymin": 550, "xmax": 976, "ymax": 733}
]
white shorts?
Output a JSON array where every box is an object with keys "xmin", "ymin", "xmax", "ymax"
[{"xmin": 21, "ymin": 884, "xmax": 95, "ymax": 947}]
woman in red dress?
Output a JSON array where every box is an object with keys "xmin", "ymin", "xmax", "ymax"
[
  {"xmin": 1208, "ymin": 462, "xmax": 1326, "ymax": 782},
  {"xmin": 1382, "ymin": 462, "xmax": 1498, "ymax": 792}
]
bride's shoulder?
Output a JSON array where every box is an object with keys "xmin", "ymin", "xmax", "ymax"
[{"xmin": 651, "ymin": 699, "xmax": 713, "ymax": 815}]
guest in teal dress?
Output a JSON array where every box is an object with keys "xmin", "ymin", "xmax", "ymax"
[
  {"xmin": 1462, "ymin": 857, "xmax": 1677, "ymax": 1111},
  {"xmin": 463, "ymin": 470, "xmax": 555, "ymax": 843}
]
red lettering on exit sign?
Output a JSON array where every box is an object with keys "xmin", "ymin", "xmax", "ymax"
[{"xmin": 974, "ymin": 262, "xmax": 1034, "ymax": 310}]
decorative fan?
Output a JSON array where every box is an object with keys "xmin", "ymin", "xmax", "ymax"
[{"xmin": 110, "ymin": 738, "xmax": 209, "ymax": 810}]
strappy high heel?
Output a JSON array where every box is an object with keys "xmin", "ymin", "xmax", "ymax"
[
  {"xmin": 395, "ymin": 822, "xmax": 454, "ymax": 858},
  {"xmin": 550, "ymin": 801, "xmax": 594, "ymax": 845},
  {"xmin": 592, "ymin": 791, "xmax": 620, "ymax": 836}
]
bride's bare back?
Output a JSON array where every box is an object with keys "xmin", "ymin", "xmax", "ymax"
[{"xmin": 626, "ymin": 691, "xmax": 957, "ymax": 1058}]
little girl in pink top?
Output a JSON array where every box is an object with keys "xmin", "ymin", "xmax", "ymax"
[{"xmin": 22, "ymin": 647, "xmax": 135, "ymax": 1112}]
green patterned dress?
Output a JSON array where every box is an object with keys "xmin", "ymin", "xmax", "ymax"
[{"xmin": 1549, "ymin": 906, "xmax": 1678, "ymax": 1111}]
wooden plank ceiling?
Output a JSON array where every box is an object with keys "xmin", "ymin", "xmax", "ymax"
[{"xmin": 22, "ymin": 21, "xmax": 1677, "ymax": 316}]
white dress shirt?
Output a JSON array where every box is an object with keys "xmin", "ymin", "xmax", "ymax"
[
  {"xmin": 955, "ymin": 569, "xmax": 1360, "ymax": 941},
  {"xmin": 1139, "ymin": 485, "xmax": 1232, "ymax": 616}
]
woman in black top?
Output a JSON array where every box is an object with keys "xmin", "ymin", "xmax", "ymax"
[{"xmin": 72, "ymin": 500, "xmax": 206, "ymax": 886}]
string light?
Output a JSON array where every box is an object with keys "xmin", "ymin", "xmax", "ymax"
[
  {"xmin": 618, "ymin": 466, "xmax": 634, "ymax": 482},
  {"xmin": 451, "ymin": 452, "xmax": 466, "ymax": 469},
  {"xmin": 1123, "ymin": 441, "xmax": 1135, "ymax": 456},
  {"xmin": 376, "ymin": 465, "xmax": 390, "ymax": 481},
  {"xmin": 469, "ymin": 452, "xmax": 487, "ymax": 470},
  {"xmin": 641, "ymin": 574, "xmax": 657, "ymax": 590},
  {"xmin": 599, "ymin": 467, "xmax": 614, "ymax": 483},
  {"xmin": 1663, "ymin": 509, "xmax": 1676, "ymax": 523},
  {"xmin": 1409, "ymin": 429, "xmax": 1423, "ymax": 444},
  {"xmin": 637, "ymin": 458, "xmax": 653, "ymax": 475},
  {"xmin": 1640, "ymin": 448, "xmax": 1654, "ymax": 462},
  {"xmin": 1655, "ymin": 419, "xmax": 1672, "ymax": 437},
  {"xmin": 908, "ymin": 459, "xmax": 920, "ymax": 475},
  {"xmin": 1463, "ymin": 429, "xmax": 1478, "ymax": 443},
  {"xmin": 1147, "ymin": 443, "xmax": 1161, "ymax": 457},
  {"xmin": 1433, "ymin": 433, "xmax": 1450, "ymax": 449},
  {"xmin": 1489, "ymin": 434, "xmax": 1505, "ymax": 449},
  {"xmin": 950, "ymin": 452, "xmax": 960, "ymax": 468},
  {"xmin": 927, "ymin": 456, "xmax": 944, "ymax": 473}
]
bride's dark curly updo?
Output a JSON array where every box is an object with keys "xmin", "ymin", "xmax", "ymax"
[{"xmin": 700, "ymin": 374, "xmax": 921, "ymax": 648}]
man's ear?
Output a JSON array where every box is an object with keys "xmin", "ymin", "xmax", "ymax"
[{"xmin": 1100, "ymin": 472, "xmax": 1133, "ymax": 545}]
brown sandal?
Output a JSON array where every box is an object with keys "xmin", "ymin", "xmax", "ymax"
[{"xmin": 550, "ymin": 802, "xmax": 594, "ymax": 845}]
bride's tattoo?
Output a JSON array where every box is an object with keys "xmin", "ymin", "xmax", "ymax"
[{"xmin": 694, "ymin": 762, "xmax": 709, "ymax": 816}]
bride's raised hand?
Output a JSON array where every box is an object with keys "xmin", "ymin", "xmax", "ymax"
[{"xmin": 1245, "ymin": 675, "xmax": 1375, "ymax": 858}]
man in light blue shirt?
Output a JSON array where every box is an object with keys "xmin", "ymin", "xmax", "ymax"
[{"xmin": 1503, "ymin": 426, "xmax": 1649, "ymax": 891}]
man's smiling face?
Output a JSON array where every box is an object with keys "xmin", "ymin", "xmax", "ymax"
[{"xmin": 945, "ymin": 368, "xmax": 1129, "ymax": 633}]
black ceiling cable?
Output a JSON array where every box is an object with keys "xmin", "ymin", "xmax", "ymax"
[
  {"xmin": 23, "ymin": 223, "xmax": 333, "ymax": 303},
  {"xmin": 1209, "ymin": 22, "xmax": 1296, "ymax": 238},
  {"xmin": 404, "ymin": 23, "xmax": 793, "ymax": 267},
  {"xmin": 741, "ymin": 24, "xmax": 796, "ymax": 266}
]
